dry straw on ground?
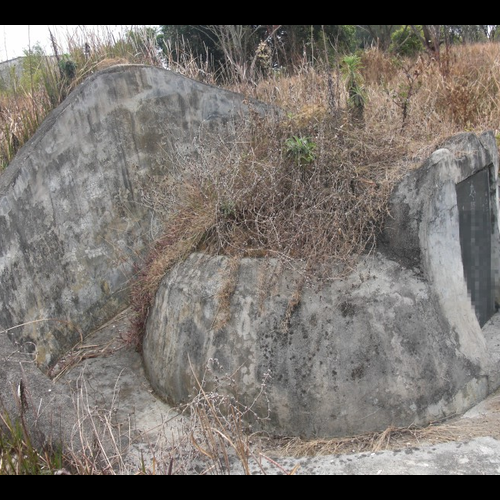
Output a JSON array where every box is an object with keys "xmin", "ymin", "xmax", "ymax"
[{"xmin": 274, "ymin": 393, "xmax": 500, "ymax": 459}]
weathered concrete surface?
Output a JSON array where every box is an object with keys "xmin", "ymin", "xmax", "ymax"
[
  {"xmin": 236, "ymin": 437, "xmax": 500, "ymax": 475},
  {"xmin": 143, "ymin": 252, "xmax": 490, "ymax": 438},
  {"xmin": 0, "ymin": 307, "xmax": 182, "ymax": 469},
  {"xmin": 143, "ymin": 132, "xmax": 500, "ymax": 439},
  {"xmin": 54, "ymin": 309, "xmax": 183, "ymax": 468},
  {"xmin": 0, "ymin": 64, "xmax": 267, "ymax": 369},
  {"xmin": 483, "ymin": 313, "xmax": 500, "ymax": 390}
]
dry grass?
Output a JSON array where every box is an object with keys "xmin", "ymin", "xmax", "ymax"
[
  {"xmin": 129, "ymin": 189, "xmax": 218, "ymax": 348},
  {"xmin": 274, "ymin": 417, "xmax": 500, "ymax": 459},
  {"xmin": 212, "ymin": 256, "xmax": 241, "ymax": 331},
  {"xmin": 178, "ymin": 358, "xmax": 272, "ymax": 475},
  {"xmin": 245, "ymin": 43, "xmax": 500, "ymax": 146},
  {"xmin": 0, "ymin": 90, "xmax": 53, "ymax": 167},
  {"xmin": 48, "ymin": 310, "xmax": 130, "ymax": 382}
]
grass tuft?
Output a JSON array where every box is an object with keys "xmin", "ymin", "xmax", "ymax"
[{"xmin": 0, "ymin": 410, "xmax": 64, "ymax": 476}]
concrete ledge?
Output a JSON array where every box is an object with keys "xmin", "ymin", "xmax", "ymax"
[{"xmin": 235, "ymin": 437, "xmax": 500, "ymax": 475}]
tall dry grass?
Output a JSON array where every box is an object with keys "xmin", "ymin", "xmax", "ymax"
[
  {"xmin": 361, "ymin": 44, "xmax": 500, "ymax": 138},
  {"xmin": 248, "ymin": 43, "xmax": 500, "ymax": 145},
  {"xmin": 3, "ymin": 34, "xmax": 500, "ymax": 171}
]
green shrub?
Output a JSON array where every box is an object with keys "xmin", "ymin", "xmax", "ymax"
[
  {"xmin": 342, "ymin": 54, "xmax": 366, "ymax": 121},
  {"xmin": 285, "ymin": 135, "xmax": 317, "ymax": 167},
  {"xmin": 59, "ymin": 56, "xmax": 77, "ymax": 81},
  {"xmin": 391, "ymin": 26, "xmax": 423, "ymax": 57}
]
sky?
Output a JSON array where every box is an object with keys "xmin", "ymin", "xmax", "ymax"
[{"xmin": 0, "ymin": 25, "xmax": 156, "ymax": 62}]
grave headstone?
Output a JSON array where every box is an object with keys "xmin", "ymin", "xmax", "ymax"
[{"xmin": 456, "ymin": 168, "xmax": 495, "ymax": 327}]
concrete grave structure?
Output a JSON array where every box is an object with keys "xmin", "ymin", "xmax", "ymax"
[
  {"xmin": 0, "ymin": 64, "xmax": 499, "ymax": 439},
  {"xmin": 0, "ymin": 57, "xmax": 24, "ymax": 90},
  {"xmin": 143, "ymin": 132, "xmax": 500, "ymax": 438}
]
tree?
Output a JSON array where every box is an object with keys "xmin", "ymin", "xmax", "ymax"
[
  {"xmin": 357, "ymin": 25, "xmax": 399, "ymax": 50},
  {"xmin": 444, "ymin": 25, "xmax": 485, "ymax": 44},
  {"xmin": 283, "ymin": 25, "xmax": 356, "ymax": 60},
  {"xmin": 159, "ymin": 25, "xmax": 357, "ymax": 80},
  {"xmin": 408, "ymin": 25, "xmax": 495, "ymax": 59},
  {"xmin": 486, "ymin": 25, "xmax": 500, "ymax": 40},
  {"xmin": 422, "ymin": 25, "xmax": 442, "ymax": 54},
  {"xmin": 390, "ymin": 25, "xmax": 423, "ymax": 56},
  {"xmin": 158, "ymin": 25, "xmax": 225, "ymax": 68},
  {"xmin": 205, "ymin": 25, "xmax": 268, "ymax": 82},
  {"xmin": 21, "ymin": 44, "xmax": 46, "ymax": 91},
  {"xmin": 410, "ymin": 25, "xmax": 443, "ymax": 60}
]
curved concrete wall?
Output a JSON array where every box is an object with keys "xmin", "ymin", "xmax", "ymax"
[
  {"xmin": 143, "ymin": 132, "xmax": 500, "ymax": 438},
  {"xmin": 384, "ymin": 132, "xmax": 500, "ymax": 363},
  {"xmin": 0, "ymin": 65, "xmax": 265, "ymax": 369}
]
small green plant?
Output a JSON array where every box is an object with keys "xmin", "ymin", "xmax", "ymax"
[
  {"xmin": 0, "ymin": 412, "xmax": 64, "ymax": 475},
  {"xmin": 219, "ymin": 199, "xmax": 237, "ymax": 219},
  {"xmin": 342, "ymin": 54, "xmax": 365, "ymax": 122},
  {"xmin": 285, "ymin": 136, "xmax": 317, "ymax": 167}
]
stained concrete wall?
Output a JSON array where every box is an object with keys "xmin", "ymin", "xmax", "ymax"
[
  {"xmin": 143, "ymin": 132, "xmax": 500, "ymax": 438},
  {"xmin": 0, "ymin": 64, "xmax": 266, "ymax": 369}
]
